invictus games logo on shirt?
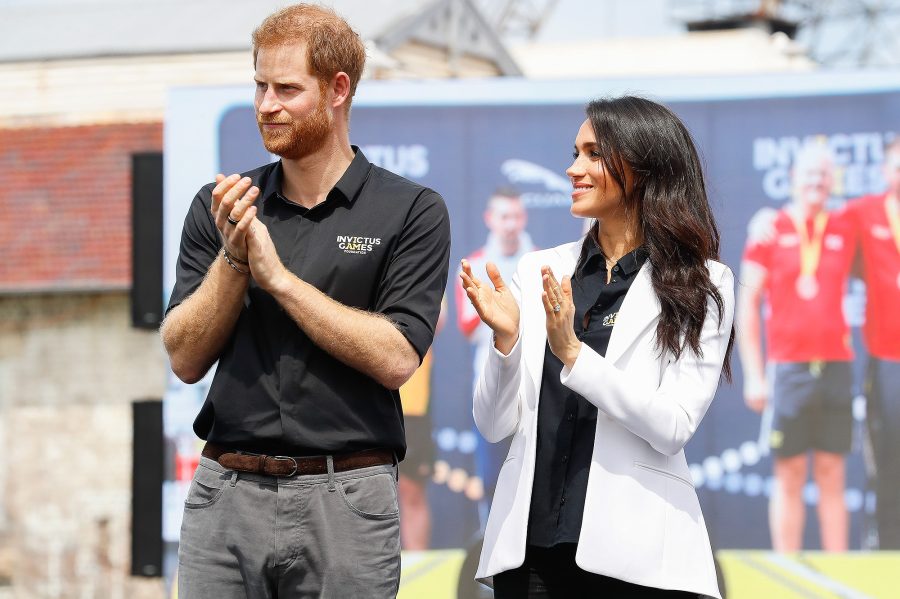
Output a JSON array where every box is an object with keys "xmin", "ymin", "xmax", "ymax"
[
  {"xmin": 602, "ymin": 313, "xmax": 617, "ymax": 327},
  {"xmin": 337, "ymin": 235, "xmax": 381, "ymax": 255}
]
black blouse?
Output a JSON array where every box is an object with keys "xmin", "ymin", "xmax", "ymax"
[{"xmin": 527, "ymin": 241, "xmax": 648, "ymax": 547}]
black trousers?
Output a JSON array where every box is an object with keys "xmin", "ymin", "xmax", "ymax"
[{"xmin": 493, "ymin": 544, "xmax": 699, "ymax": 599}]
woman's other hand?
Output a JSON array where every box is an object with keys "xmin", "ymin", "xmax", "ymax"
[
  {"xmin": 460, "ymin": 259, "xmax": 520, "ymax": 354},
  {"xmin": 542, "ymin": 266, "xmax": 582, "ymax": 369}
]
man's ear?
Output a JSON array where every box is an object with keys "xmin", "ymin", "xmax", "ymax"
[{"xmin": 331, "ymin": 72, "xmax": 351, "ymax": 110}]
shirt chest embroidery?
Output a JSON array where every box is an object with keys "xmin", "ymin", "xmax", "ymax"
[
  {"xmin": 336, "ymin": 235, "xmax": 382, "ymax": 255},
  {"xmin": 871, "ymin": 224, "xmax": 892, "ymax": 240},
  {"xmin": 777, "ymin": 233, "xmax": 799, "ymax": 247},
  {"xmin": 602, "ymin": 312, "xmax": 617, "ymax": 327}
]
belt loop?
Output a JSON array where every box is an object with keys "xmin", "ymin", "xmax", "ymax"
[
  {"xmin": 392, "ymin": 452, "xmax": 399, "ymax": 482},
  {"xmin": 230, "ymin": 470, "xmax": 239, "ymax": 487},
  {"xmin": 326, "ymin": 455, "xmax": 336, "ymax": 492}
]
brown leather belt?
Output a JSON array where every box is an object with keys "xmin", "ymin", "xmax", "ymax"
[{"xmin": 201, "ymin": 443, "xmax": 394, "ymax": 477}]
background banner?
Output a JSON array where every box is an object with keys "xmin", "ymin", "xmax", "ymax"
[{"xmin": 163, "ymin": 77, "xmax": 899, "ymax": 568}]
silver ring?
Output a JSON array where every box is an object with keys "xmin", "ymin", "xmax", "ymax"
[
  {"xmin": 227, "ymin": 214, "xmax": 239, "ymax": 226},
  {"xmin": 552, "ymin": 304, "xmax": 561, "ymax": 313}
]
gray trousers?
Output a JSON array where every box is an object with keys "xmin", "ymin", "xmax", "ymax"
[{"xmin": 178, "ymin": 456, "xmax": 401, "ymax": 599}]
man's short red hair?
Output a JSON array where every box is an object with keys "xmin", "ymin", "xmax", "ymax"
[{"xmin": 252, "ymin": 4, "xmax": 366, "ymax": 110}]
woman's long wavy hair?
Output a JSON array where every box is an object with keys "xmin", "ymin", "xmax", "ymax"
[{"xmin": 577, "ymin": 96, "xmax": 734, "ymax": 381}]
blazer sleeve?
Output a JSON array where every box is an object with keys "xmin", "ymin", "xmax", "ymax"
[
  {"xmin": 560, "ymin": 266, "xmax": 735, "ymax": 456},
  {"xmin": 472, "ymin": 270, "xmax": 524, "ymax": 443}
]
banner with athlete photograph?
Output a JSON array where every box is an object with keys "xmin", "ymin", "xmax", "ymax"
[{"xmin": 164, "ymin": 76, "xmax": 900, "ymax": 596}]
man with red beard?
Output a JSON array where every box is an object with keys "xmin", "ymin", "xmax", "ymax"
[
  {"xmin": 846, "ymin": 137, "xmax": 900, "ymax": 549},
  {"xmin": 160, "ymin": 4, "xmax": 450, "ymax": 597}
]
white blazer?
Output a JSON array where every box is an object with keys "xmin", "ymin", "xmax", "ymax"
[{"xmin": 473, "ymin": 239, "xmax": 735, "ymax": 599}]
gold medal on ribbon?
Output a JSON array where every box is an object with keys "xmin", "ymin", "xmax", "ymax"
[
  {"xmin": 884, "ymin": 196, "xmax": 900, "ymax": 288},
  {"xmin": 791, "ymin": 211, "xmax": 828, "ymax": 301}
]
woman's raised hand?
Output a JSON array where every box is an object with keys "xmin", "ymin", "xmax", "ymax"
[
  {"xmin": 542, "ymin": 266, "xmax": 582, "ymax": 369},
  {"xmin": 460, "ymin": 259, "xmax": 520, "ymax": 354}
]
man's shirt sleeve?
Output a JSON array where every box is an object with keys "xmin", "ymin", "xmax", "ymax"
[
  {"xmin": 375, "ymin": 189, "xmax": 451, "ymax": 361},
  {"xmin": 166, "ymin": 185, "xmax": 220, "ymax": 315}
]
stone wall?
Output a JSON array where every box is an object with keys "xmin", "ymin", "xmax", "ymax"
[{"xmin": 0, "ymin": 292, "xmax": 168, "ymax": 598}]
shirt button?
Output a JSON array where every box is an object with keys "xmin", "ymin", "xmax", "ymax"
[
  {"xmin": 567, "ymin": 413, "xmax": 574, "ymax": 421},
  {"xmin": 560, "ymin": 496, "xmax": 567, "ymax": 505},
  {"xmin": 562, "ymin": 455, "xmax": 568, "ymax": 463},
  {"xmin": 613, "ymin": 265, "xmax": 620, "ymax": 272}
]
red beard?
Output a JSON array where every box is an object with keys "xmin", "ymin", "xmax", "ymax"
[{"xmin": 258, "ymin": 95, "xmax": 332, "ymax": 160}]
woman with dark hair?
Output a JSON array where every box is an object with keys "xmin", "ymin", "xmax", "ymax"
[{"xmin": 460, "ymin": 96, "xmax": 735, "ymax": 598}]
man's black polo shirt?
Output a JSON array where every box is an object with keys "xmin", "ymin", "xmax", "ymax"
[
  {"xmin": 166, "ymin": 148, "xmax": 451, "ymax": 459},
  {"xmin": 528, "ymin": 242, "xmax": 648, "ymax": 547}
]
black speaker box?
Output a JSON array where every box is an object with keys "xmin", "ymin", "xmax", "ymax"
[
  {"xmin": 131, "ymin": 153, "xmax": 164, "ymax": 329},
  {"xmin": 131, "ymin": 399, "xmax": 163, "ymax": 577}
]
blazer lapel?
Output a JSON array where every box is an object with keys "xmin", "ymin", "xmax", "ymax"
[{"xmin": 605, "ymin": 262, "xmax": 661, "ymax": 365}]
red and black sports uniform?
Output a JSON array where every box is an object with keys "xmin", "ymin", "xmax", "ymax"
[{"xmin": 743, "ymin": 207, "xmax": 856, "ymax": 457}]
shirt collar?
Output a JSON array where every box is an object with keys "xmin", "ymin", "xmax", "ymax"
[
  {"xmin": 582, "ymin": 236, "xmax": 648, "ymax": 275},
  {"xmin": 617, "ymin": 246, "xmax": 649, "ymax": 276},
  {"xmin": 261, "ymin": 145, "xmax": 372, "ymax": 208},
  {"xmin": 259, "ymin": 160, "xmax": 284, "ymax": 203},
  {"xmin": 334, "ymin": 145, "xmax": 371, "ymax": 204}
]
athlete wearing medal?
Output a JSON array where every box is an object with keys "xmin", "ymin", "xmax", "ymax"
[
  {"xmin": 737, "ymin": 142, "xmax": 856, "ymax": 552},
  {"xmin": 846, "ymin": 137, "xmax": 900, "ymax": 549}
]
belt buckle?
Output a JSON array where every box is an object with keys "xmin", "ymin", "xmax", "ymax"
[{"xmin": 272, "ymin": 455, "xmax": 298, "ymax": 477}]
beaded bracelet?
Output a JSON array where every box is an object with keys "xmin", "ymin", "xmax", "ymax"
[{"xmin": 222, "ymin": 248, "xmax": 249, "ymax": 275}]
